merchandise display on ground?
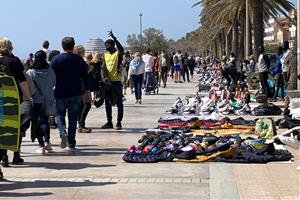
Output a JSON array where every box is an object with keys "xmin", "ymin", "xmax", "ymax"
[{"xmin": 123, "ymin": 71, "xmax": 300, "ymax": 164}]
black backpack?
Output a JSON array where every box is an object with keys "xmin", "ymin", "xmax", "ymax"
[{"xmin": 0, "ymin": 57, "xmax": 12, "ymax": 75}]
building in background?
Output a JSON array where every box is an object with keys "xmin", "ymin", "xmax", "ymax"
[
  {"xmin": 264, "ymin": 9, "xmax": 296, "ymax": 48},
  {"xmin": 85, "ymin": 38, "xmax": 106, "ymax": 53}
]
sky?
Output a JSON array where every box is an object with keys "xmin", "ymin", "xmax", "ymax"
[{"xmin": 0, "ymin": 0, "xmax": 201, "ymax": 58}]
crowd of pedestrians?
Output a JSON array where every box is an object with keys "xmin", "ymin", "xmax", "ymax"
[
  {"xmin": 0, "ymin": 32, "xmax": 202, "ymax": 181},
  {"xmin": 0, "ymin": 30, "xmax": 296, "ymax": 181}
]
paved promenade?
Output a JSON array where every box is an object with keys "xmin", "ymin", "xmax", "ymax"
[{"xmin": 0, "ymin": 80, "xmax": 299, "ymax": 200}]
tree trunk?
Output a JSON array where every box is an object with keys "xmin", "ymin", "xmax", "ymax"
[
  {"xmin": 221, "ymin": 29, "xmax": 226, "ymax": 56},
  {"xmin": 226, "ymin": 29, "xmax": 231, "ymax": 56},
  {"xmin": 249, "ymin": 20, "xmax": 253, "ymax": 56},
  {"xmin": 252, "ymin": 0, "xmax": 264, "ymax": 60},
  {"xmin": 219, "ymin": 33, "xmax": 223, "ymax": 58},
  {"xmin": 239, "ymin": 7, "xmax": 246, "ymax": 60},
  {"xmin": 287, "ymin": 39, "xmax": 298, "ymax": 90},
  {"xmin": 214, "ymin": 40, "xmax": 218, "ymax": 58},
  {"xmin": 232, "ymin": 17, "xmax": 239, "ymax": 57}
]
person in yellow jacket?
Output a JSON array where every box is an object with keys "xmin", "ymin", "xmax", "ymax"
[{"xmin": 101, "ymin": 31, "xmax": 124, "ymax": 130}]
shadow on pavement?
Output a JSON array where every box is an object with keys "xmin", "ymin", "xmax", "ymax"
[
  {"xmin": 0, "ymin": 191, "xmax": 52, "ymax": 198},
  {"xmin": 89, "ymin": 127, "xmax": 146, "ymax": 134},
  {"xmin": 15, "ymin": 162, "xmax": 116, "ymax": 170},
  {"xmin": 20, "ymin": 148, "xmax": 127, "ymax": 158},
  {"xmin": 0, "ymin": 180, "xmax": 116, "ymax": 197}
]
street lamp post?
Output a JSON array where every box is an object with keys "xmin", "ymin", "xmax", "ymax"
[{"xmin": 139, "ymin": 13, "xmax": 143, "ymax": 52}]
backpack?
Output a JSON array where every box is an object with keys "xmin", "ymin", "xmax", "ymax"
[
  {"xmin": 0, "ymin": 57, "xmax": 12, "ymax": 75},
  {"xmin": 263, "ymin": 54, "xmax": 271, "ymax": 70}
]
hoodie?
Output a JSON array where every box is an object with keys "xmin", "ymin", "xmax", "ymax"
[{"xmin": 26, "ymin": 67, "xmax": 56, "ymax": 104}]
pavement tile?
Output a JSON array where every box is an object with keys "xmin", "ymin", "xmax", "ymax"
[{"xmin": 2, "ymin": 81, "xmax": 298, "ymax": 199}]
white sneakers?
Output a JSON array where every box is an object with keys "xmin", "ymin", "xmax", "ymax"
[
  {"xmin": 277, "ymin": 135, "xmax": 300, "ymax": 150},
  {"xmin": 36, "ymin": 143, "xmax": 54, "ymax": 154},
  {"xmin": 36, "ymin": 147, "xmax": 46, "ymax": 154}
]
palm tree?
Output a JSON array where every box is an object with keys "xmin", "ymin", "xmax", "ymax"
[
  {"xmin": 252, "ymin": 0, "xmax": 264, "ymax": 60},
  {"xmin": 193, "ymin": 0, "xmax": 294, "ymax": 60}
]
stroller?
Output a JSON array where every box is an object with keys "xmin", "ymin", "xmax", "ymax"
[{"xmin": 144, "ymin": 72, "xmax": 159, "ymax": 95}]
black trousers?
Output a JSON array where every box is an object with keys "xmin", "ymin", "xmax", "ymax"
[
  {"xmin": 161, "ymin": 67, "xmax": 168, "ymax": 86},
  {"xmin": 259, "ymin": 71, "xmax": 270, "ymax": 97},
  {"xmin": 182, "ymin": 67, "xmax": 190, "ymax": 82},
  {"xmin": 78, "ymin": 101, "xmax": 91, "ymax": 128},
  {"xmin": 105, "ymin": 81, "xmax": 124, "ymax": 123}
]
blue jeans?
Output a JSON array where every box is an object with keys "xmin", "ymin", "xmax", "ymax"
[
  {"xmin": 131, "ymin": 74, "xmax": 143, "ymax": 100},
  {"xmin": 55, "ymin": 96, "xmax": 81, "ymax": 148},
  {"xmin": 145, "ymin": 71, "xmax": 154, "ymax": 92}
]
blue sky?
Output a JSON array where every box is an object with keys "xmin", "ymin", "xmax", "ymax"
[
  {"xmin": 0, "ymin": 0, "xmax": 201, "ymax": 58},
  {"xmin": 0, "ymin": 0, "xmax": 296, "ymax": 59}
]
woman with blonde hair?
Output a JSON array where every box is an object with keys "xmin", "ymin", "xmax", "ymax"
[
  {"xmin": 129, "ymin": 52, "xmax": 145, "ymax": 104},
  {"xmin": 89, "ymin": 51, "xmax": 103, "ymax": 92},
  {"xmin": 0, "ymin": 37, "xmax": 31, "ymax": 167},
  {"xmin": 74, "ymin": 45, "xmax": 92, "ymax": 133}
]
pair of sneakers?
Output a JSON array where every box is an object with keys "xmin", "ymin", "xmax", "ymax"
[
  {"xmin": 274, "ymin": 127, "xmax": 300, "ymax": 171},
  {"xmin": 36, "ymin": 143, "xmax": 54, "ymax": 154},
  {"xmin": 135, "ymin": 100, "xmax": 142, "ymax": 104},
  {"xmin": 101, "ymin": 122, "xmax": 122, "ymax": 130},
  {"xmin": 274, "ymin": 129, "xmax": 300, "ymax": 150}
]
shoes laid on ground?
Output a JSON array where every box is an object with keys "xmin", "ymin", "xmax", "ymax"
[
  {"xmin": 12, "ymin": 157, "xmax": 24, "ymax": 165},
  {"xmin": 236, "ymin": 104, "xmax": 251, "ymax": 115},
  {"xmin": 45, "ymin": 142, "xmax": 54, "ymax": 153},
  {"xmin": 184, "ymin": 96, "xmax": 202, "ymax": 114},
  {"xmin": 277, "ymin": 126, "xmax": 300, "ymax": 137},
  {"xmin": 60, "ymin": 131, "xmax": 68, "ymax": 149},
  {"xmin": 36, "ymin": 147, "xmax": 46, "ymax": 154},
  {"xmin": 166, "ymin": 97, "xmax": 184, "ymax": 114},
  {"xmin": 217, "ymin": 100, "xmax": 228, "ymax": 108},
  {"xmin": 277, "ymin": 135, "xmax": 300, "ymax": 150},
  {"xmin": 78, "ymin": 127, "xmax": 92, "ymax": 133},
  {"xmin": 116, "ymin": 122, "xmax": 122, "ymax": 130},
  {"xmin": 101, "ymin": 122, "xmax": 114, "ymax": 129},
  {"xmin": 202, "ymin": 100, "xmax": 215, "ymax": 114},
  {"xmin": 1, "ymin": 155, "xmax": 9, "ymax": 167}
]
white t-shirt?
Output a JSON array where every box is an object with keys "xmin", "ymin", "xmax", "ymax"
[
  {"xmin": 281, "ymin": 49, "xmax": 293, "ymax": 73},
  {"xmin": 161, "ymin": 56, "xmax": 167, "ymax": 67},
  {"xmin": 142, "ymin": 54, "xmax": 155, "ymax": 72},
  {"xmin": 175, "ymin": 53, "xmax": 183, "ymax": 66},
  {"xmin": 43, "ymin": 48, "xmax": 51, "ymax": 59}
]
